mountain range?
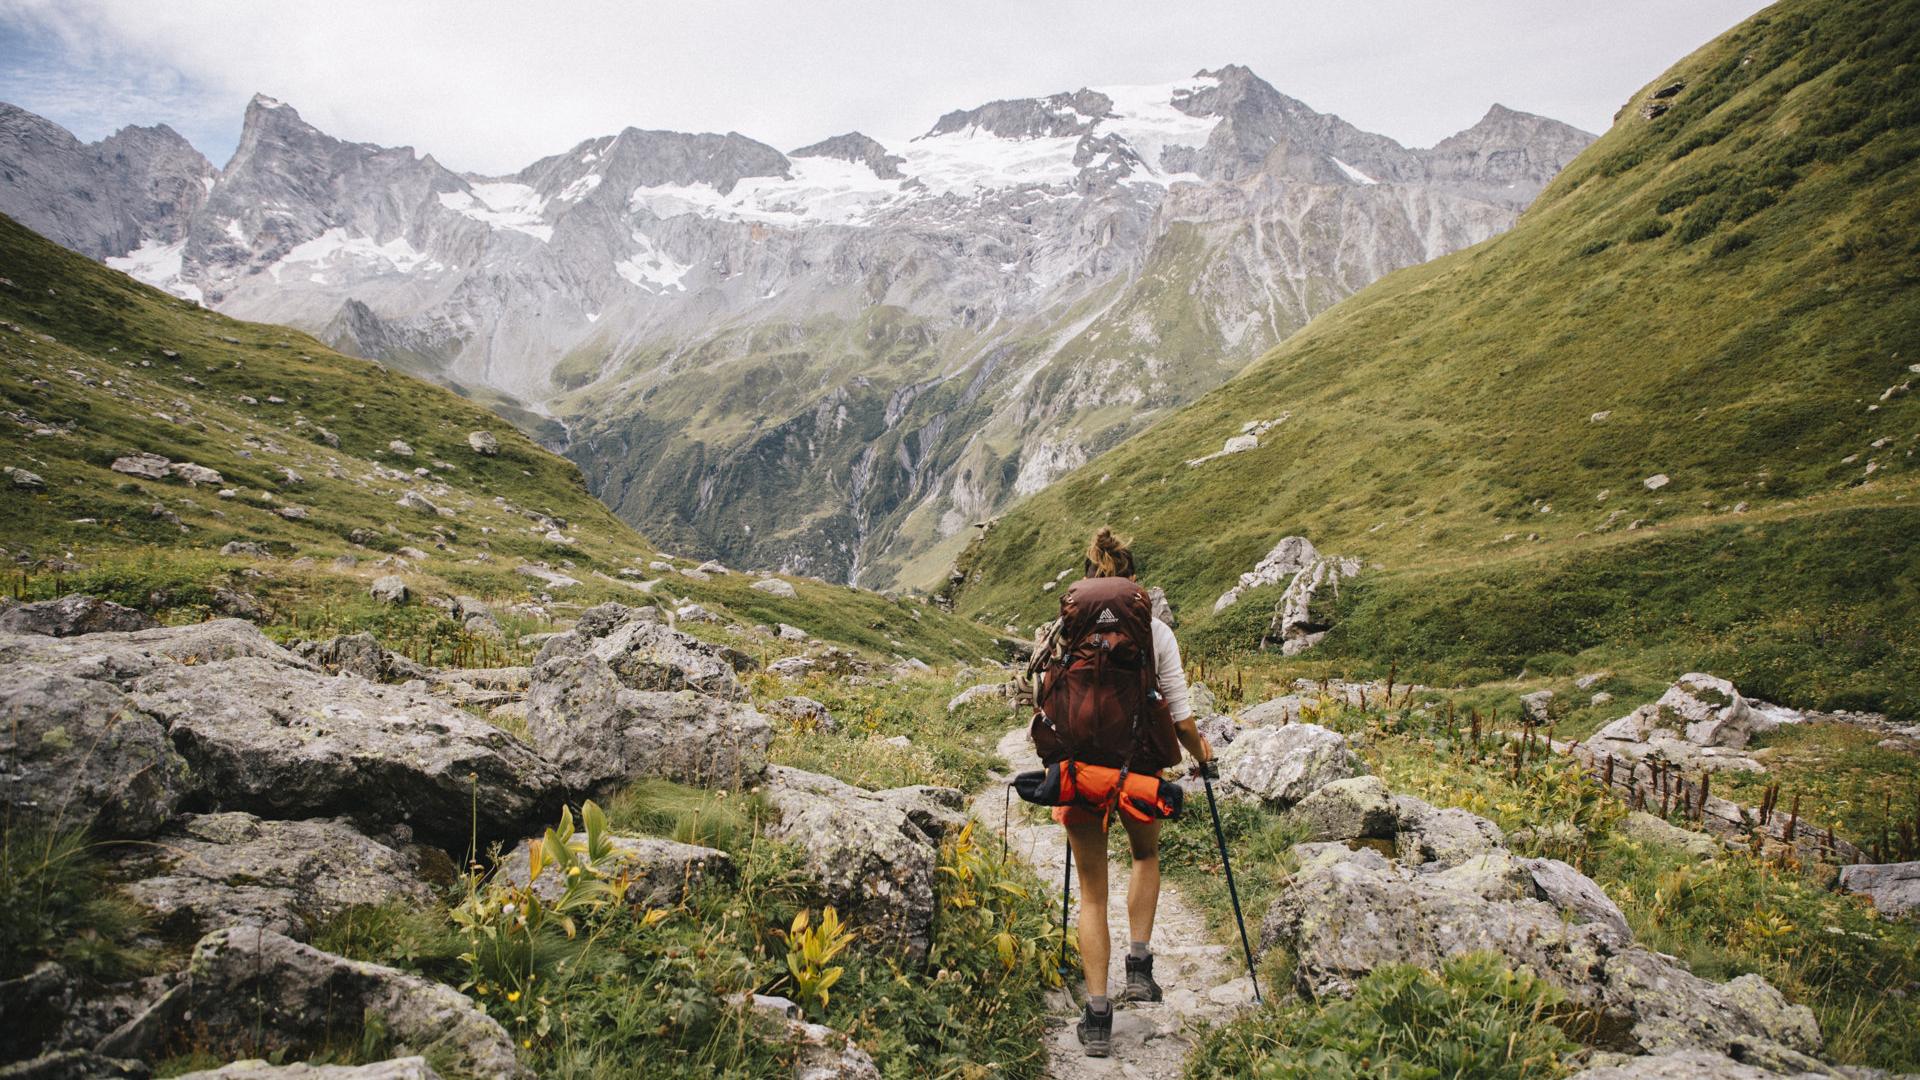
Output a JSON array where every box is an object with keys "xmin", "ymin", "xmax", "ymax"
[{"xmin": 0, "ymin": 66, "xmax": 1593, "ymax": 586}]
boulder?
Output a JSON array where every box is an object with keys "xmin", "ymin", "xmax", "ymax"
[
  {"xmin": 1564, "ymin": 1050, "xmax": 1836, "ymax": 1079},
  {"xmin": 110, "ymin": 452, "xmax": 171, "ymax": 480},
  {"xmin": 1148, "ymin": 585, "xmax": 1175, "ymax": 627},
  {"xmin": 7, "ymin": 466, "xmax": 46, "ymax": 490},
  {"xmin": 777, "ymin": 623, "xmax": 808, "ymax": 642},
  {"xmin": 1236, "ymin": 695, "xmax": 1302, "ymax": 728},
  {"xmin": 386, "ymin": 440, "xmax": 414, "ymax": 457},
  {"xmin": 1838, "ymin": 861, "xmax": 1920, "ymax": 919},
  {"xmin": 549, "ymin": 603, "xmax": 745, "ymax": 699},
  {"xmin": 0, "ymin": 594, "xmax": 156, "ymax": 637},
  {"xmin": 368, "ymin": 576, "xmax": 408, "ymax": 605},
  {"xmin": 750, "ymin": 578, "xmax": 797, "ymax": 598},
  {"xmin": 129, "ymin": 658, "xmax": 560, "ymax": 848},
  {"xmin": 467, "ymin": 431, "xmax": 499, "ymax": 456},
  {"xmin": 292, "ymin": 633, "xmax": 428, "ymax": 683},
  {"xmin": 1262, "ymin": 844, "xmax": 1822, "ymax": 1063},
  {"xmin": 175, "ymin": 928, "xmax": 528, "ymax": 1078},
  {"xmin": 515, "ymin": 563, "xmax": 580, "ymax": 589},
  {"xmin": 117, "ymin": 813, "xmax": 430, "ymax": 940},
  {"xmin": 1290, "ymin": 775, "xmax": 1395, "ymax": 842},
  {"xmin": 1215, "ymin": 723, "xmax": 1362, "ymax": 808},
  {"xmin": 874, "ymin": 785, "xmax": 969, "ymax": 843},
  {"xmin": 1391, "ymin": 795, "xmax": 1506, "ymax": 868},
  {"xmin": 1520, "ymin": 690, "xmax": 1555, "ymax": 723},
  {"xmin": 761, "ymin": 766, "xmax": 941, "ymax": 956},
  {"xmin": 0, "ymin": 666, "xmax": 189, "ymax": 837},
  {"xmin": 175, "ymin": 1060, "xmax": 442, "ymax": 1079},
  {"xmin": 394, "ymin": 491, "xmax": 442, "ymax": 516},
  {"xmin": 1619, "ymin": 811, "xmax": 1722, "ymax": 860},
  {"xmin": 526, "ymin": 642, "xmax": 769, "ymax": 794},
  {"xmin": 675, "ymin": 602, "xmax": 718, "ymax": 623},
  {"xmin": 495, "ymin": 833, "xmax": 734, "ymax": 908},
  {"xmin": 172, "ymin": 463, "xmax": 223, "ymax": 487},
  {"xmin": 0, "ymin": 619, "xmax": 308, "ymax": 681},
  {"xmin": 764, "ymin": 696, "xmax": 836, "ymax": 732},
  {"xmin": 946, "ymin": 683, "xmax": 1008, "ymax": 713},
  {"xmin": 220, "ymin": 541, "xmax": 270, "ymax": 558},
  {"xmin": 1588, "ymin": 674, "xmax": 1769, "ymax": 774}
]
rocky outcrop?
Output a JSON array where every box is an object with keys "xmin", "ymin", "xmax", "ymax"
[
  {"xmin": 1391, "ymin": 794, "xmax": 1507, "ymax": 868},
  {"xmin": 1215, "ymin": 723, "xmax": 1362, "ymax": 808},
  {"xmin": 548, "ymin": 602, "xmax": 744, "ymax": 698},
  {"xmin": 761, "ymin": 766, "xmax": 952, "ymax": 957},
  {"xmin": 171, "ymin": 927, "xmax": 530, "ymax": 1079},
  {"xmin": 1587, "ymin": 674, "xmax": 1775, "ymax": 774},
  {"xmin": 1289, "ymin": 775, "xmax": 1395, "ymax": 842},
  {"xmin": 1213, "ymin": 537, "xmax": 1321, "ymax": 612},
  {"xmin": 1262, "ymin": 842, "xmax": 1822, "ymax": 1066},
  {"xmin": 175, "ymin": 1060, "xmax": 443, "ymax": 1079},
  {"xmin": 496, "ymin": 832, "xmax": 734, "ymax": 908},
  {"xmin": 0, "ymin": 594, "xmax": 156, "ymax": 637},
  {"xmin": 763, "ymin": 696, "xmax": 836, "ymax": 732},
  {"xmin": 1838, "ymin": 862, "xmax": 1920, "ymax": 920},
  {"xmin": 116, "ymin": 813, "xmax": 431, "ymax": 940},
  {"xmin": 292, "ymin": 633, "xmax": 428, "ymax": 682},
  {"xmin": 1267, "ymin": 553, "xmax": 1361, "ymax": 655},
  {"xmin": 0, "ymin": 665, "xmax": 190, "ymax": 837}
]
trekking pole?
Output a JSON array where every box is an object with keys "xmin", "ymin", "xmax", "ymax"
[
  {"xmin": 1059, "ymin": 841, "xmax": 1073, "ymax": 983},
  {"xmin": 1200, "ymin": 765, "xmax": 1263, "ymax": 1004}
]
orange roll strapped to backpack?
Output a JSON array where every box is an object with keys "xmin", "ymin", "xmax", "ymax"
[{"xmin": 1013, "ymin": 759, "xmax": 1184, "ymax": 824}]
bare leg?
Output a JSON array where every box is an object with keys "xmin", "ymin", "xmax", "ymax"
[
  {"xmin": 1121, "ymin": 816, "xmax": 1162, "ymax": 945},
  {"xmin": 1064, "ymin": 820, "xmax": 1111, "ymax": 998}
]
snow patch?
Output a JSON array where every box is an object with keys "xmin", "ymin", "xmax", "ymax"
[
  {"xmin": 106, "ymin": 240, "xmax": 203, "ymax": 304},
  {"xmin": 614, "ymin": 231, "xmax": 692, "ymax": 291},
  {"xmin": 271, "ymin": 228, "xmax": 444, "ymax": 280},
  {"xmin": 629, "ymin": 156, "xmax": 905, "ymax": 227},
  {"xmin": 1329, "ymin": 156, "xmax": 1379, "ymax": 185},
  {"xmin": 439, "ymin": 182, "xmax": 553, "ymax": 241},
  {"xmin": 557, "ymin": 173, "xmax": 603, "ymax": 202}
]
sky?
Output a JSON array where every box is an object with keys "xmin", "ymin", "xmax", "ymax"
[{"xmin": 0, "ymin": 0, "xmax": 1774, "ymax": 176}]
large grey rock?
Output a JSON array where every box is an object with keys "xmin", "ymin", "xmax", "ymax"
[
  {"xmin": 1588, "ymin": 675, "xmax": 1770, "ymax": 776},
  {"xmin": 0, "ymin": 665, "xmax": 189, "ymax": 837},
  {"xmin": 1216, "ymin": 723, "xmax": 1361, "ymax": 808},
  {"xmin": 175, "ymin": 1060, "xmax": 442, "ymax": 1079},
  {"xmin": 1269, "ymin": 554, "xmax": 1362, "ymax": 655},
  {"xmin": 292, "ymin": 633, "xmax": 428, "ymax": 682},
  {"xmin": 750, "ymin": 577, "xmax": 797, "ymax": 598},
  {"xmin": 0, "ymin": 594, "xmax": 155, "ymax": 637},
  {"xmin": 1235, "ymin": 695, "xmax": 1303, "ymax": 728},
  {"xmin": 762, "ymin": 766, "xmax": 941, "ymax": 957},
  {"xmin": 178, "ymin": 928, "xmax": 528, "ymax": 1079},
  {"xmin": 526, "ymin": 641, "xmax": 770, "ymax": 793},
  {"xmin": 466, "ymin": 430, "xmax": 499, "ymax": 456},
  {"xmin": 546, "ymin": 602, "xmax": 744, "ymax": 699},
  {"xmin": 1562, "ymin": 1050, "xmax": 1871, "ymax": 1079},
  {"xmin": 110, "ymin": 452, "xmax": 171, "ymax": 480},
  {"xmin": 368, "ymin": 576, "xmax": 409, "ymax": 605},
  {"xmin": 1839, "ymin": 862, "xmax": 1920, "ymax": 919},
  {"xmin": 1391, "ymin": 795, "xmax": 1506, "ymax": 868},
  {"xmin": 496, "ymin": 832, "xmax": 734, "ymax": 908},
  {"xmin": 946, "ymin": 683, "xmax": 1008, "ymax": 713},
  {"xmin": 1619, "ymin": 810, "xmax": 1722, "ymax": 860},
  {"xmin": 117, "ymin": 813, "xmax": 430, "ymax": 940},
  {"xmin": 1262, "ymin": 844, "xmax": 1821, "ymax": 1063},
  {"xmin": 130, "ymin": 658, "xmax": 560, "ymax": 847},
  {"xmin": 763, "ymin": 696, "xmax": 836, "ymax": 732},
  {"xmin": 1213, "ymin": 536, "xmax": 1321, "ymax": 613},
  {"xmin": 1290, "ymin": 775, "xmax": 1395, "ymax": 841}
]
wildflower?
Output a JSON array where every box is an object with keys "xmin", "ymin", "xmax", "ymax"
[
  {"xmin": 523, "ymin": 1039, "xmax": 532, "ymax": 1049},
  {"xmin": 507, "ymin": 990, "xmax": 522, "ymax": 1002},
  {"xmin": 567, "ymin": 865, "xmax": 581, "ymax": 876}
]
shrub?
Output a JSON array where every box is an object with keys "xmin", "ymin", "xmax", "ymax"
[
  {"xmin": 0, "ymin": 824, "xmax": 151, "ymax": 981},
  {"xmin": 1626, "ymin": 218, "xmax": 1671, "ymax": 243}
]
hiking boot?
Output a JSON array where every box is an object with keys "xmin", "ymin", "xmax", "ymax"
[
  {"xmin": 1076, "ymin": 1003, "xmax": 1113, "ymax": 1057},
  {"xmin": 1119, "ymin": 952, "xmax": 1163, "ymax": 1003}
]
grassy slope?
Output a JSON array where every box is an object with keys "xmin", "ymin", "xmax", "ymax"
[
  {"xmin": 0, "ymin": 212, "xmax": 1007, "ymax": 665},
  {"xmin": 956, "ymin": 0, "xmax": 1920, "ymax": 717}
]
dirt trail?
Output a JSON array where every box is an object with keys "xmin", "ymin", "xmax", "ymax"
[{"xmin": 969, "ymin": 727, "xmax": 1254, "ymax": 1080}]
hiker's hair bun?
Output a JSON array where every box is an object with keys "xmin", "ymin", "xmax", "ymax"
[{"xmin": 1084, "ymin": 526, "xmax": 1135, "ymax": 579}]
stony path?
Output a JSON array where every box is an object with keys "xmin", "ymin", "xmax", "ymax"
[{"xmin": 969, "ymin": 727, "xmax": 1254, "ymax": 1080}]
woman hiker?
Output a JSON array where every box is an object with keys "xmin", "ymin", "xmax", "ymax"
[{"xmin": 1015, "ymin": 526, "xmax": 1215, "ymax": 1058}]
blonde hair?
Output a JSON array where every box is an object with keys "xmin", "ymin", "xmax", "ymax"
[{"xmin": 1083, "ymin": 526, "xmax": 1135, "ymax": 579}]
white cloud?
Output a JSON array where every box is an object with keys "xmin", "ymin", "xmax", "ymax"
[{"xmin": 0, "ymin": 0, "xmax": 1771, "ymax": 174}]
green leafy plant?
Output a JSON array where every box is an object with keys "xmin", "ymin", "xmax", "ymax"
[{"xmin": 784, "ymin": 906, "xmax": 851, "ymax": 1015}]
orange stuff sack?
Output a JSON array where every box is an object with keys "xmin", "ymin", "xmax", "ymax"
[{"xmin": 1013, "ymin": 760, "xmax": 1184, "ymax": 823}]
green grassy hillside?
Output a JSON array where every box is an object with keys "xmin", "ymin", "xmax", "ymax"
[
  {"xmin": 0, "ymin": 213, "xmax": 1006, "ymax": 665},
  {"xmin": 955, "ymin": 0, "xmax": 1920, "ymax": 718}
]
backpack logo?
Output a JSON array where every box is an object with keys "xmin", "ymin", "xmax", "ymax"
[{"xmin": 1095, "ymin": 609, "xmax": 1119, "ymax": 625}]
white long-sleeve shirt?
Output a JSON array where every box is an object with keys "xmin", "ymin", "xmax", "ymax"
[{"xmin": 1151, "ymin": 617, "xmax": 1192, "ymax": 723}]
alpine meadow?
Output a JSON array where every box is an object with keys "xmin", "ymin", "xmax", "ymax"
[{"xmin": 2, "ymin": 2, "xmax": 1919, "ymax": 1079}]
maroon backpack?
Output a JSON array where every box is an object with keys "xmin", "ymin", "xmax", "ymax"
[{"xmin": 1030, "ymin": 576, "xmax": 1180, "ymax": 772}]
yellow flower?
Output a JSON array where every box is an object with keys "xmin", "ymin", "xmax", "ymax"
[
  {"xmin": 567, "ymin": 865, "xmax": 581, "ymax": 877},
  {"xmin": 507, "ymin": 990, "xmax": 522, "ymax": 1002},
  {"xmin": 523, "ymin": 1039, "xmax": 532, "ymax": 1049}
]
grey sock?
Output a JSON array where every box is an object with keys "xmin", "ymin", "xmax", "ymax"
[
  {"xmin": 1129, "ymin": 941, "xmax": 1150, "ymax": 959},
  {"xmin": 1090, "ymin": 995, "xmax": 1111, "ymax": 1015}
]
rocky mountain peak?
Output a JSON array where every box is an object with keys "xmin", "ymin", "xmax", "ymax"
[
  {"xmin": 923, "ymin": 88, "xmax": 1114, "ymax": 141},
  {"xmin": 791, "ymin": 131, "xmax": 906, "ymax": 180},
  {"xmin": 0, "ymin": 101, "xmax": 215, "ymax": 259}
]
